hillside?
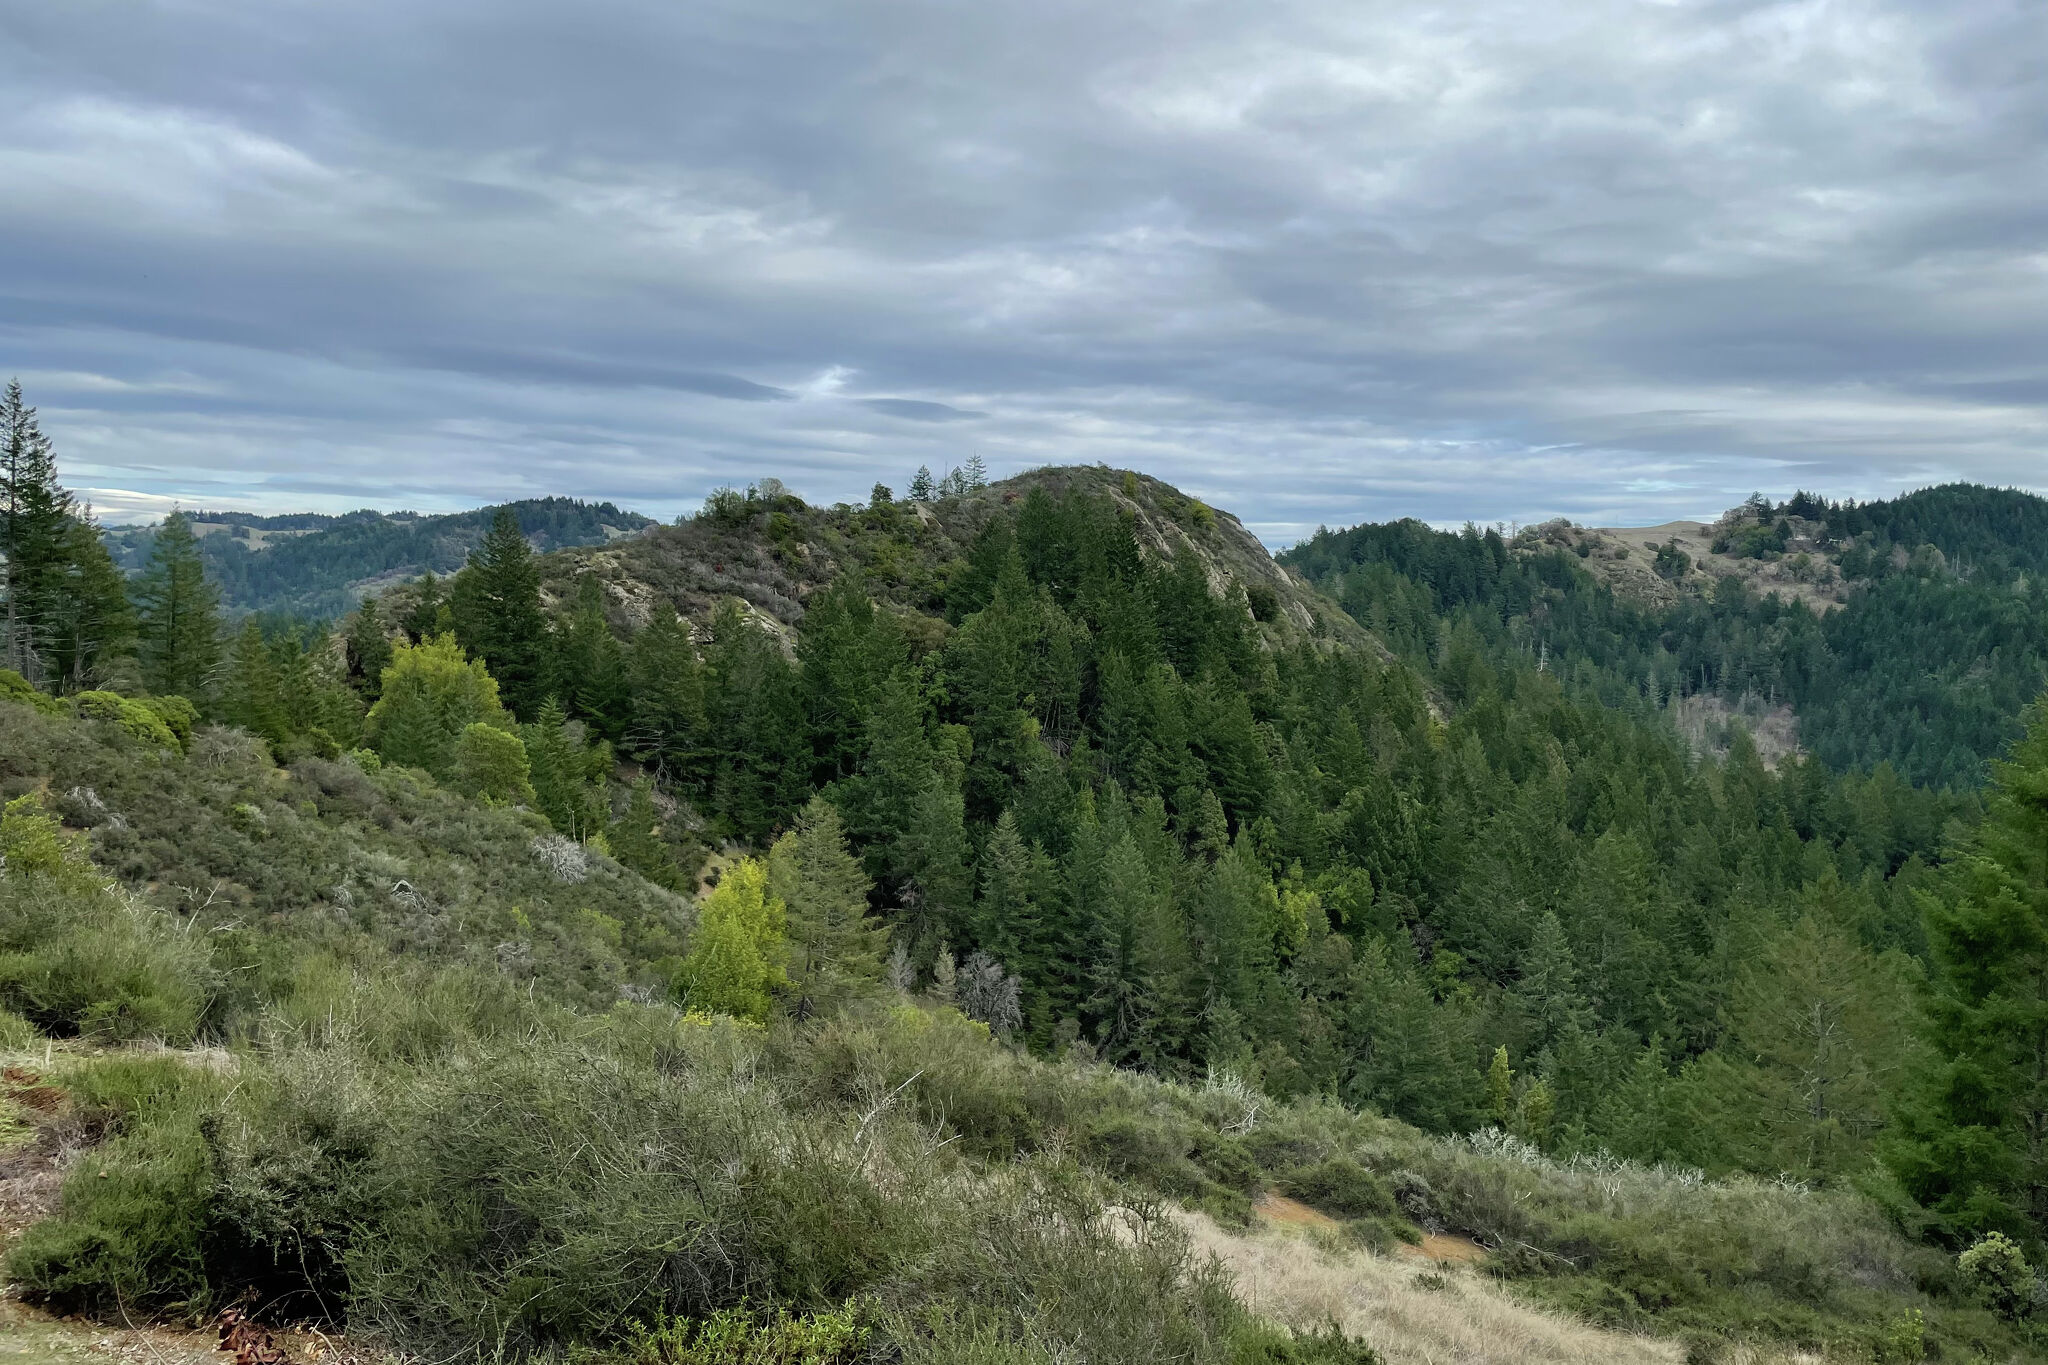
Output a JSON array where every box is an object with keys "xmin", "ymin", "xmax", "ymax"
[
  {"xmin": 527, "ymin": 467, "xmax": 1381, "ymax": 660},
  {"xmin": 1284, "ymin": 483, "xmax": 2048, "ymax": 787},
  {"xmin": 106, "ymin": 498, "xmax": 653, "ymax": 619},
  {"xmin": 0, "ymin": 692, "xmax": 2033, "ymax": 1364}
]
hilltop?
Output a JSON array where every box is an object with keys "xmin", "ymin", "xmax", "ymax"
[{"xmin": 529, "ymin": 466, "xmax": 1383, "ymax": 660}]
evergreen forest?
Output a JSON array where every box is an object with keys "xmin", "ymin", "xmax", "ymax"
[{"xmin": 9, "ymin": 379, "xmax": 2048, "ymax": 1362}]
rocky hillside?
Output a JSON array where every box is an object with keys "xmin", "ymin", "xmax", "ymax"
[
  {"xmin": 539, "ymin": 465, "xmax": 1388, "ymax": 659},
  {"xmin": 1517, "ymin": 506, "xmax": 1847, "ymax": 612}
]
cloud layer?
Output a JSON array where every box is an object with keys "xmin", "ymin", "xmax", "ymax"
[{"xmin": 2, "ymin": 0, "xmax": 2043, "ymax": 543}]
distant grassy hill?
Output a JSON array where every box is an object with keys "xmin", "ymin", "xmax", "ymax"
[{"xmin": 105, "ymin": 497, "xmax": 654, "ymax": 619}]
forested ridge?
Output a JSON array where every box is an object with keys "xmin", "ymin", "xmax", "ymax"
[
  {"xmin": 1283, "ymin": 483, "xmax": 2048, "ymax": 788},
  {"xmin": 103, "ymin": 497, "xmax": 653, "ymax": 620},
  {"xmin": 9, "ymin": 380, "xmax": 2048, "ymax": 1360}
]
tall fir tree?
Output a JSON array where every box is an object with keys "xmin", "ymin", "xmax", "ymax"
[
  {"xmin": 454, "ymin": 507, "xmax": 548, "ymax": 717},
  {"xmin": 551, "ymin": 574, "xmax": 630, "ymax": 738},
  {"xmin": 133, "ymin": 510, "xmax": 220, "ymax": 699},
  {"xmin": 1889, "ymin": 700, "xmax": 2048, "ymax": 1243},
  {"xmin": 45, "ymin": 514, "xmax": 135, "ymax": 691},
  {"xmin": 624, "ymin": 611, "xmax": 707, "ymax": 782},
  {"xmin": 1, "ymin": 380, "xmax": 76, "ymax": 681},
  {"xmin": 769, "ymin": 796, "xmax": 888, "ymax": 1017}
]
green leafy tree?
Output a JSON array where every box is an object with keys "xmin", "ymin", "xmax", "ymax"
[
  {"xmin": 673, "ymin": 857, "xmax": 786, "ymax": 1021},
  {"xmin": 133, "ymin": 510, "xmax": 220, "ymax": 699},
  {"xmin": 768, "ymin": 796, "xmax": 887, "ymax": 1017},
  {"xmin": 365, "ymin": 633, "xmax": 514, "ymax": 779},
  {"xmin": 452, "ymin": 721, "xmax": 538, "ymax": 806}
]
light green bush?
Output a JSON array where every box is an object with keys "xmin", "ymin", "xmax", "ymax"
[{"xmin": 70, "ymin": 692, "xmax": 178, "ymax": 749}]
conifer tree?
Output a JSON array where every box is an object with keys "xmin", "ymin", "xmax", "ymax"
[
  {"xmin": 769, "ymin": 796, "xmax": 887, "ymax": 1016},
  {"xmin": 523, "ymin": 698, "xmax": 610, "ymax": 841},
  {"xmin": 218, "ymin": 619, "xmax": 288, "ymax": 747},
  {"xmin": 896, "ymin": 776, "xmax": 974, "ymax": 956},
  {"xmin": 133, "ymin": 510, "xmax": 220, "ymax": 699},
  {"xmin": 45, "ymin": 515, "xmax": 135, "ymax": 690},
  {"xmin": 624, "ymin": 612, "xmax": 707, "ymax": 782},
  {"xmin": 1889, "ymin": 700, "xmax": 2048, "ymax": 1241},
  {"xmin": 454, "ymin": 507, "xmax": 548, "ymax": 717},
  {"xmin": 1, "ymin": 381, "xmax": 77, "ymax": 681},
  {"xmin": 608, "ymin": 777, "xmax": 684, "ymax": 890},
  {"xmin": 971, "ymin": 808, "xmax": 1043, "ymax": 968},
  {"xmin": 836, "ymin": 668, "xmax": 934, "ymax": 885},
  {"xmin": 907, "ymin": 465, "xmax": 935, "ymax": 502},
  {"xmin": 552, "ymin": 575, "xmax": 630, "ymax": 738},
  {"xmin": 344, "ymin": 595, "xmax": 393, "ymax": 700}
]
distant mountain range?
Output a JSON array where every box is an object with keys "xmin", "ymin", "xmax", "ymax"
[{"xmin": 103, "ymin": 497, "xmax": 655, "ymax": 619}]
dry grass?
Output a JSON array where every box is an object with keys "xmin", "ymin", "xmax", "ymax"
[{"xmin": 1180, "ymin": 1207, "xmax": 1860, "ymax": 1365}]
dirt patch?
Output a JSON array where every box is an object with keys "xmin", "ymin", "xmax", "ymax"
[
  {"xmin": 1399, "ymin": 1233, "xmax": 1488, "ymax": 1265},
  {"xmin": 1254, "ymin": 1193, "xmax": 1340, "ymax": 1229}
]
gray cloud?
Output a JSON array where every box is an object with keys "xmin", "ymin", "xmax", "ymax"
[{"xmin": 0, "ymin": 0, "xmax": 2043, "ymax": 543}]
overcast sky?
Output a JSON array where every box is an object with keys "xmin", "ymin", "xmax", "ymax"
[{"xmin": 2, "ymin": 0, "xmax": 2043, "ymax": 545}]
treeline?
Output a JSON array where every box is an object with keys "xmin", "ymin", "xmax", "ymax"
[
  {"xmin": 1283, "ymin": 493, "xmax": 2048, "ymax": 787},
  {"xmin": 104, "ymin": 496, "xmax": 651, "ymax": 618}
]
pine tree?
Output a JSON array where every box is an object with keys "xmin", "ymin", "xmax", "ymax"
[
  {"xmin": 523, "ymin": 698, "xmax": 610, "ymax": 841},
  {"xmin": 769, "ymin": 796, "xmax": 887, "ymax": 1017},
  {"xmin": 1, "ymin": 381, "xmax": 76, "ymax": 682},
  {"xmin": 133, "ymin": 510, "xmax": 220, "ymax": 699},
  {"xmin": 44, "ymin": 515, "xmax": 135, "ymax": 691},
  {"xmin": 218, "ymin": 619, "xmax": 289, "ymax": 747},
  {"xmin": 971, "ymin": 808, "xmax": 1043, "ymax": 968},
  {"xmin": 836, "ymin": 668, "xmax": 934, "ymax": 886},
  {"xmin": 551, "ymin": 575, "xmax": 630, "ymax": 738},
  {"xmin": 454, "ymin": 507, "xmax": 548, "ymax": 717},
  {"xmin": 896, "ymin": 776, "xmax": 973, "ymax": 957},
  {"xmin": 1889, "ymin": 700, "xmax": 2048, "ymax": 1241},
  {"xmin": 907, "ymin": 465, "xmax": 935, "ymax": 502},
  {"xmin": 344, "ymin": 596, "xmax": 394, "ymax": 701},
  {"xmin": 608, "ymin": 778, "xmax": 684, "ymax": 890},
  {"xmin": 624, "ymin": 612, "xmax": 707, "ymax": 782}
]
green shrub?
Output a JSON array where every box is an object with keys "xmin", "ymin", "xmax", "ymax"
[
  {"xmin": 1277, "ymin": 1157, "xmax": 1395, "ymax": 1220},
  {"xmin": 0, "ymin": 874, "xmax": 214, "ymax": 1041},
  {"xmin": 71, "ymin": 692, "xmax": 178, "ymax": 749},
  {"xmin": 1958, "ymin": 1232, "xmax": 2034, "ymax": 1320},
  {"xmin": 0, "ymin": 669, "xmax": 61, "ymax": 716},
  {"xmin": 137, "ymin": 695, "xmax": 198, "ymax": 751},
  {"xmin": 7, "ymin": 1058, "xmax": 222, "ymax": 1314},
  {"xmin": 627, "ymin": 1302, "xmax": 873, "ymax": 1364}
]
